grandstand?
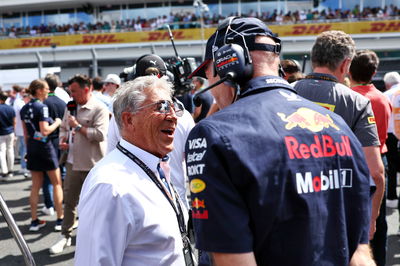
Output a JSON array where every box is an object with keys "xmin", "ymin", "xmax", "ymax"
[{"xmin": 0, "ymin": 0, "xmax": 399, "ymax": 89}]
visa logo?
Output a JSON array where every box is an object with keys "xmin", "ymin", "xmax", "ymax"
[{"xmin": 188, "ymin": 138, "xmax": 207, "ymax": 150}]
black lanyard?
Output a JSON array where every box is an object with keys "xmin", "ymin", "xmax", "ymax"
[
  {"xmin": 116, "ymin": 142, "xmax": 194, "ymax": 266},
  {"xmin": 305, "ymin": 74, "xmax": 338, "ymax": 83},
  {"xmin": 116, "ymin": 142, "xmax": 187, "ymax": 235}
]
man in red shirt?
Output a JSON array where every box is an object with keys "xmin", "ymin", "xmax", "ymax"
[{"xmin": 349, "ymin": 49, "xmax": 392, "ymax": 266}]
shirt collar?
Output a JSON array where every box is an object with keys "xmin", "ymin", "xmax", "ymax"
[
  {"xmin": 305, "ymin": 72, "xmax": 338, "ymax": 83},
  {"xmin": 240, "ymin": 75, "xmax": 295, "ymax": 98},
  {"xmin": 119, "ymin": 138, "xmax": 160, "ymax": 173},
  {"xmin": 79, "ymin": 96, "xmax": 96, "ymax": 110}
]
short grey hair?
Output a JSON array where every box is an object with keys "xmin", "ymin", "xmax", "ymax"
[
  {"xmin": 311, "ymin": 30, "xmax": 355, "ymax": 72},
  {"xmin": 383, "ymin": 71, "xmax": 400, "ymax": 86},
  {"xmin": 113, "ymin": 75, "xmax": 174, "ymax": 130}
]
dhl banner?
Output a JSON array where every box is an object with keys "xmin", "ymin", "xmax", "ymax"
[{"xmin": 0, "ymin": 19, "xmax": 399, "ymax": 50}]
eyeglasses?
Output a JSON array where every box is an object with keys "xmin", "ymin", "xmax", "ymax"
[{"xmin": 136, "ymin": 100, "xmax": 184, "ymax": 117}]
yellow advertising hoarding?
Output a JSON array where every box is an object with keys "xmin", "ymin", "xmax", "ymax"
[{"xmin": 0, "ymin": 20, "xmax": 399, "ymax": 50}]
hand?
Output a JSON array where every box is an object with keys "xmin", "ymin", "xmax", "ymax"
[
  {"xmin": 59, "ymin": 137, "xmax": 69, "ymax": 150},
  {"xmin": 369, "ymin": 220, "xmax": 376, "ymax": 240},
  {"xmin": 68, "ymin": 115, "xmax": 79, "ymax": 128}
]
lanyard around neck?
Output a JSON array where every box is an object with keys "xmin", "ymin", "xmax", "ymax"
[
  {"xmin": 305, "ymin": 74, "xmax": 338, "ymax": 83},
  {"xmin": 116, "ymin": 142, "xmax": 187, "ymax": 235}
]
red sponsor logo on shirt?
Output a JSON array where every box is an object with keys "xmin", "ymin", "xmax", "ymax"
[
  {"xmin": 285, "ymin": 135, "xmax": 353, "ymax": 159},
  {"xmin": 192, "ymin": 210, "xmax": 208, "ymax": 219}
]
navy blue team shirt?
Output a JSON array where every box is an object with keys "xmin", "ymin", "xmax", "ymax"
[
  {"xmin": 0, "ymin": 103, "xmax": 15, "ymax": 136},
  {"xmin": 185, "ymin": 76, "xmax": 371, "ymax": 266},
  {"xmin": 20, "ymin": 98, "xmax": 52, "ymax": 138},
  {"xmin": 44, "ymin": 93, "xmax": 66, "ymax": 140}
]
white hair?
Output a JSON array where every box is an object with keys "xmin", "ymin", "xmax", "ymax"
[
  {"xmin": 383, "ymin": 71, "xmax": 400, "ymax": 86},
  {"xmin": 113, "ymin": 75, "xmax": 174, "ymax": 130}
]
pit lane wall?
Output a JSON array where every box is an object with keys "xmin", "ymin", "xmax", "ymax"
[{"xmin": 0, "ymin": 19, "xmax": 399, "ymax": 50}]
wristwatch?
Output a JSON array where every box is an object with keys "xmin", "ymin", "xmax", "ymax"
[{"xmin": 75, "ymin": 124, "xmax": 82, "ymax": 132}]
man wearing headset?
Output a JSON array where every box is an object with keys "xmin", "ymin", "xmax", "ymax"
[{"xmin": 186, "ymin": 17, "xmax": 374, "ymax": 265}]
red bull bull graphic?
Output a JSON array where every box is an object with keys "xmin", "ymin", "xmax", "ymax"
[
  {"xmin": 192, "ymin": 197, "xmax": 206, "ymax": 209},
  {"xmin": 277, "ymin": 107, "xmax": 339, "ymax": 132}
]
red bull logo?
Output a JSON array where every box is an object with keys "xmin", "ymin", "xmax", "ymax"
[
  {"xmin": 192, "ymin": 210, "xmax": 208, "ymax": 219},
  {"xmin": 277, "ymin": 107, "xmax": 339, "ymax": 132},
  {"xmin": 285, "ymin": 135, "xmax": 353, "ymax": 159},
  {"xmin": 192, "ymin": 197, "xmax": 206, "ymax": 209}
]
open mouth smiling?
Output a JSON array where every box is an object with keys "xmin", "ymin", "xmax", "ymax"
[{"xmin": 161, "ymin": 127, "xmax": 175, "ymax": 135}]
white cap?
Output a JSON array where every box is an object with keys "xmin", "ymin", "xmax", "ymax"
[{"xmin": 104, "ymin": 74, "xmax": 121, "ymax": 86}]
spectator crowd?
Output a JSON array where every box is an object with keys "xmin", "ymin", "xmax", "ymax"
[
  {"xmin": 1, "ymin": 4, "xmax": 400, "ymax": 38},
  {"xmin": 1, "ymin": 20, "xmax": 400, "ymax": 264}
]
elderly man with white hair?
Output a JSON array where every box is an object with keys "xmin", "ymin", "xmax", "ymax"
[
  {"xmin": 383, "ymin": 71, "xmax": 400, "ymax": 92},
  {"xmin": 74, "ymin": 76, "xmax": 192, "ymax": 266},
  {"xmin": 383, "ymin": 71, "xmax": 400, "ymax": 209}
]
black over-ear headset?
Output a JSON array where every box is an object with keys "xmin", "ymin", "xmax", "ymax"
[
  {"xmin": 193, "ymin": 17, "xmax": 282, "ymax": 106},
  {"xmin": 212, "ymin": 16, "xmax": 253, "ymax": 86}
]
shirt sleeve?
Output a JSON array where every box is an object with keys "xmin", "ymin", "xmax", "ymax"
[
  {"xmin": 185, "ymin": 123, "xmax": 253, "ymax": 253},
  {"xmin": 75, "ymin": 183, "xmax": 135, "ymax": 266},
  {"xmin": 352, "ymin": 100, "xmax": 380, "ymax": 147},
  {"xmin": 392, "ymin": 92, "xmax": 400, "ymax": 138},
  {"xmin": 39, "ymin": 104, "xmax": 51, "ymax": 122},
  {"xmin": 106, "ymin": 115, "xmax": 121, "ymax": 154}
]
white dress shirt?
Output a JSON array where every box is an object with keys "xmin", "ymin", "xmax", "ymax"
[
  {"xmin": 106, "ymin": 110, "xmax": 195, "ymax": 209},
  {"xmin": 13, "ymin": 96, "xmax": 25, "ymax": 137},
  {"xmin": 54, "ymin": 87, "xmax": 71, "ymax": 104},
  {"xmin": 75, "ymin": 139, "xmax": 186, "ymax": 266},
  {"xmin": 384, "ymin": 83, "xmax": 400, "ymax": 133}
]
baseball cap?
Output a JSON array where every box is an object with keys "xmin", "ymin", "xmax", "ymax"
[
  {"xmin": 135, "ymin": 54, "xmax": 167, "ymax": 78},
  {"xmin": 104, "ymin": 74, "xmax": 121, "ymax": 86},
  {"xmin": 189, "ymin": 17, "xmax": 281, "ymax": 79}
]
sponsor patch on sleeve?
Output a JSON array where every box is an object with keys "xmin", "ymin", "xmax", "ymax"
[
  {"xmin": 314, "ymin": 102, "xmax": 336, "ymax": 112},
  {"xmin": 43, "ymin": 106, "xmax": 49, "ymax": 118},
  {"xmin": 367, "ymin": 116, "xmax": 376, "ymax": 124},
  {"xmin": 190, "ymin": 179, "xmax": 206, "ymax": 193}
]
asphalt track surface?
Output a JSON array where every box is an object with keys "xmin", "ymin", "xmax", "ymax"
[{"xmin": 0, "ymin": 164, "xmax": 399, "ymax": 265}]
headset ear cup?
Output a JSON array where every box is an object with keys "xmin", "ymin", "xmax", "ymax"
[{"xmin": 214, "ymin": 43, "xmax": 253, "ymax": 84}]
